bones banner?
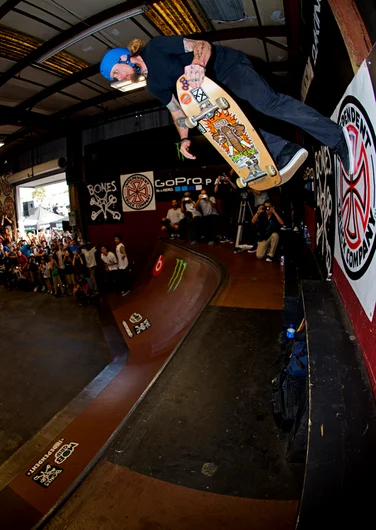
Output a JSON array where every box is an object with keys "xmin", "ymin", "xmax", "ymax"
[
  {"xmin": 87, "ymin": 180, "xmax": 123, "ymax": 224},
  {"xmin": 314, "ymin": 144, "xmax": 335, "ymax": 278},
  {"xmin": 332, "ymin": 59, "xmax": 376, "ymax": 321},
  {"xmin": 120, "ymin": 171, "xmax": 156, "ymax": 212}
]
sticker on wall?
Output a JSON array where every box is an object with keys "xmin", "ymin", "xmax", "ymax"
[
  {"xmin": 122, "ymin": 320, "xmax": 133, "ymax": 338},
  {"xmin": 26, "ymin": 438, "xmax": 65, "ymax": 477},
  {"xmin": 134, "ymin": 318, "xmax": 152, "ymax": 335},
  {"xmin": 54, "ymin": 442, "xmax": 79, "ymax": 465},
  {"xmin": 120, "ymin": 171, "xmax": 156, "ymax": 212},
  {"xmin": 3, "ymin": 196, "xmax": 15, "ymax": 217},
  {"xmin": 153, "ymin": 255, "xmax": 165, "ymax": 276},
  {"xmin": 0, "ymin": 176, "xmax": 12, "ymax": 197},
  {"xmin": 129, "ymin": 313, "xmax": 142, "ymax": 324},
  {"xmin": 333, "ymin": 60, "xmax": 376, "ymax": 321},
  {"xmin": 87, "ymin": 180, "xmax": 123, "ymax": 224},
  {"xmin": 33, "ymin": 463, "xmax": 63, "ymax": 488},
  {"xmin": 168, "ymin": 258, "xmax": 187, "ymax": 292}
]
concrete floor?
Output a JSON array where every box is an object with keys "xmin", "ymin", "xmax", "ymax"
[{"xmin": 0, "ymin": 289, "xmax": 111, "ymax": 466}]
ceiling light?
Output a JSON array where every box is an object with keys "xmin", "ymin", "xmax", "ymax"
[
  {"xmin": 111, "ymin": 76, "xmax": 147, "ymax": 93},
  {"xmin": 0, "ymin": 142, "xmax": 5, "ymax": 147},
  {"xmin": 37, "ymin": 6, "xmax": 147, "ymax": 64}
]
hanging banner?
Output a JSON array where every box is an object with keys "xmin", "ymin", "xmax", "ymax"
[
  {"xmin": 314, "ymin": 144, "xmax": 335, "ymax": 278},
  {"xmin": 86, "ymin": 180, "xmax": 123, "ymax": 224},
  {"xmin": 120, "ymin": 171, "xmax": 156, "ymax": 212},
  {"xmin": 332, "ymin": 60, "xmax": 376, "ymax": 321}
]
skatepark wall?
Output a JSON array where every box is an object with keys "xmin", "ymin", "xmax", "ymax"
[
  {"xmin": 299, "ymin": 0, "xmax": 376, "ymax": 394},
  {"xmin": 81, "ymin": 126, "xmax": 228, "ymax": 273}
]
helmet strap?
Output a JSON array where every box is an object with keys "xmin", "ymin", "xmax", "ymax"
[{"xmin": 119, "ymin": 59, "xmax": 141, "ymax": 75}]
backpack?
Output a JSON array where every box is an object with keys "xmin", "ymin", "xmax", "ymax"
[{"xmin": 272, "ymin": 340, "xmax": 308, "ymax": 430}]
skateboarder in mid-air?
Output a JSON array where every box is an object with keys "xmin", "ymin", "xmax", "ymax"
[{"xmin": 100, "ymin": 36, "xmax": 354, "ymax": 181}]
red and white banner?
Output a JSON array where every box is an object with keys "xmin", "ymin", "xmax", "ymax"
[
  {"xmin": 120, "ymin": 171, "xmax": 156, "ymax": 212},
  {"xmin": 332, "ymin": 61, "xmax": 376, "ymax": 321}
]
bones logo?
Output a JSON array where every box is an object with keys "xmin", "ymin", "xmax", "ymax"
[
  {"xmin": 336, "ymin": 96, "xmax": 376, "ymax": 280},
  {"xmin": 121, "ymin": 174, "xmax": 154, "ymax": 211},
  {"xmin": 87, "ymin": 181, "xmax": 122, "ymax": 224}
]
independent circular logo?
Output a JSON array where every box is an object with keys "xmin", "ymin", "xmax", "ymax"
[
  {"xmin": 122, "ymin": 174, "xmax": 154, "ymax": 210},
  {"xmin": 335, "ymin": 95, "xmax": 376, "ymax": 280}
]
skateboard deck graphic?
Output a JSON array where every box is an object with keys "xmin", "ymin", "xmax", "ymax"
[{"xmin": 176, "ymin": 75, "xmax": 281, "ymax": 191}]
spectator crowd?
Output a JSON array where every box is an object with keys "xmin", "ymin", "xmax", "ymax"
[
  {"xmin": 161, "ymin": 171, "xmax": 286, "ymax": 262},
  {"xmin": 0, "ymin": 225, "xmax": 131, "ymax": 304}
]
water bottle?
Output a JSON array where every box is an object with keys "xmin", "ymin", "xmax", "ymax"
[
  {"xmin": 280, "ymin": 255, "xmax": 285, "ymax": 266},
  {"xmin": 306, "ymin": 229, "xmax": 311, "ymax": 245},
  {"xmin": 303, "ymin": 225, "xmax": 308, "ymax": 239},
  {"xmin": 286, "ymin": 323, "xmax": 295, "ymax": 339}
]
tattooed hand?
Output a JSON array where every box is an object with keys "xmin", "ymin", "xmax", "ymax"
[
  {"xmin": 184, "ymin": 64, "xmax": 205, "ymax": 89},
  {"xmin": 180, "ymin": 139, "xmax": 196, "ymax": 160}
]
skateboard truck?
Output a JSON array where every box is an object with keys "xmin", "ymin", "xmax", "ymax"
[
  {"xmin": 236, "ymin": 163, "xmax": 277, "ymax": 188},
  {"xmin": 185, "ymin": 97, "xmax": 229, "ymax": 128}
]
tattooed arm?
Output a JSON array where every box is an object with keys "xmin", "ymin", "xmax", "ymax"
[
  {"xmin": 166, "ymin": 95, "xmax": 196, "ymax": 160},
  {"xmin": 183, "ymin": 38, "xmax": 211, "ymax": 89}
]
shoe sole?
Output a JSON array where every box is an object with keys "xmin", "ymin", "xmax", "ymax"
[
  {"xmin": 342, "ymin": 126, "xmax": 355, "ymax": 175},
  {"xmin": 279, "ymin": 148, "xmax": 308, "ymax": 184}
]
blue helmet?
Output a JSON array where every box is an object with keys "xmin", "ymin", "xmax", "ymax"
[{"xmin": 100, "ymin": 47, "xmax": 141, "ymax": 81}]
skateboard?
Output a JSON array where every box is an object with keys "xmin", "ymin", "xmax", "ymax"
[{"xmin": 176, "ymin": 75, "xmax": 281, "ymax": 191}]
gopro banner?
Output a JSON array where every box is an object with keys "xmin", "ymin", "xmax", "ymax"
[
  {"xmin": 154, "ymin": 175, "xmax": 216, "ymax": 202},
  {"xmin": 120, "ymin": 171, "xmax": 156, "ymax": 212},
  {"xmin": 332, "ymin": 60, "xmax": 376, "ymax": 321}
]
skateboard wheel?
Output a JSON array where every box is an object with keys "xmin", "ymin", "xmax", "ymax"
[
  {"xmin": 216, "ymin": 97, "xmax": 229, "ymax": 110},
  {"xmin": 266, "ymin": 165, "xmax": 277, "ymax": 176},
  {"xmin": 236, "ymin": 177, "xmax": 246, "ymax": 189},
  {"xmin": 185, "ymin": 116, "xmax": 197, "ymax": 129}
]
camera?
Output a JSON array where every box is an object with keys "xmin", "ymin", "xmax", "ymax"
[
  {"xmin": 265, "ymin": 206, "xmax": 271, "ymax": 210},
  {"xmin": 201, "ymin": 194, "xmax": 208, "ymax": 199},
  {"xmin": 184, "ymin": 197, "xmax": 190, "ymax": 202}
]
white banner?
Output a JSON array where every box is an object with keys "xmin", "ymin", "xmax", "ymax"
[
  {"xmin": 120, "ymin": 171, "xmax": 156, "ymax": 212},
  {"xmin": 332, "ymin": 61, "xmax": 376, "ymax": 321}
]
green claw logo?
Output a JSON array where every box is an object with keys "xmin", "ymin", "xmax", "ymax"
[{"xmin": 168, "ymin": 258, "xmax": 187, "ymax": 292}]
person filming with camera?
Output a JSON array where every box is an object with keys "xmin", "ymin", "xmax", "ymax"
[
  {"xmin": 180, "ymin": 192, "xmax": 201, "ymax": 243},
  {"xmin": 214, "ymin": 172, "xmax": 237, "ymax": 243},
  {"xmin": 195, "ymin": 189, "xmax": 220, "ymax": 245},
  {"xmin": 252, "ymin": 200, "xmax": 284, "ymax": 262}
]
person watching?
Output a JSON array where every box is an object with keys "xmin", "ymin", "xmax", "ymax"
[
  {"xmin": 180, "ymin": 191, "xmax": 201, "ymax": 243},
  {"xmin": 214, "ymin": 172, "xmax": 237, "ymax": 243},
  {"xmin": 82, "ymin": 242, "xmax": 98, "ymax": 293},
  {"xmin": 114, "ymin": 234, "xmax": 130, "ymax": 296},
  {"xmin": 161, "ymin": 199, "xmax": 185, "ymax": 239},
  {"xmin": 100, "ymin": 245, "xmax": 119, "ymax": 293},
  {"xmin": 195, "ymin": 189, "xmax": 220, "ymax": 245},
  {"xmin": 252, "ymin": 201, "xmax": 284, "ymax": 262}
]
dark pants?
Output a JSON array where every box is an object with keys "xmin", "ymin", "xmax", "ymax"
[
  {"xmin": 202, "ymin": 214, "xmax": 220, "ymax": 241},
  {"xmin": 180, "ymin": 214, "xmax": 201, "ymax": 241},
  {"xmin": 222, "ymin": 57, "xmax": 342, "ymax": 159}
]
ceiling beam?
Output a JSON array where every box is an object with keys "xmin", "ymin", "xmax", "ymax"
[
  {"xmin": 0, "ymin": 104, "xmax": 55, "ymax": 129},
  {"xmin": 196, "ymin": 25, "xmax": 287, "ymax": 42},
  {"xmin": 283, "ymin": 0, "xmax": 300, "ymax": 60},
  {"xmin": 0, "ymin": 0, "xmax": 22, "ymax": 20},
  {"xmin": 54, "ymin": 87, "xmax": 145, "ymax": 119},
  {"xmin": 17, "ymin": 64, "xmax": 99, "ymax": 111},
  {"xmin": 0, "ymin": 0, "xmax": 151, "ymax": 89}
]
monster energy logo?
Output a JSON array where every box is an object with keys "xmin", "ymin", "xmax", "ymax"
[{"xmin": 168, "ymin": 258, "xmax": 187, "ymax": 292}]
